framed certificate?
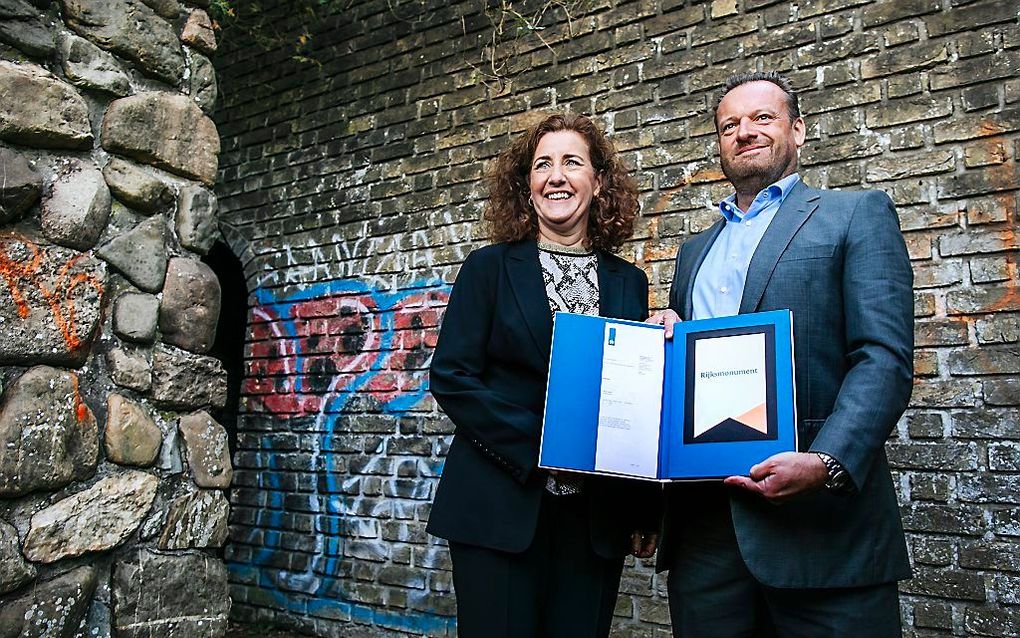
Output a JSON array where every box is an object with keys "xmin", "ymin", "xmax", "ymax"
[{"xmin": 539, "ymin": 310, "xmax": 797, "ymax": 481}]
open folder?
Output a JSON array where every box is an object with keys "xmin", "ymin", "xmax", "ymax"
[{"xmin": 539, "ymin": 310, "xmax": 797, "ymax": 481}]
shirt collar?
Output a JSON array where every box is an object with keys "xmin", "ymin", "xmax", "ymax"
[{"xmin": 719, "ymin": 173, "xmax": 801, "ymax": 223}]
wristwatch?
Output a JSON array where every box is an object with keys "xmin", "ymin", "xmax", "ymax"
[{"xmin": 815, "ymin": 452, "xmax": 851, "ymax": 492}]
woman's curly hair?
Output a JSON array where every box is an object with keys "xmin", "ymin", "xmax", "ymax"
[{"xmin": 484, "ymin": 113, "xmax": 639, "ymax": 254}]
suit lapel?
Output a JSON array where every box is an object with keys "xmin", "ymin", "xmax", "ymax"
[
  {"xmin": 681, "ymin": 219, "xmax": 725, "ymax": 320},
  {"xmin": 738, "ymin": 181, "xmax": 820, "ymax": 314},
  {"xmin": 597, "ymin": 252, "xmax": 624, "ymax": 318},
  {"xmin": 506, "ymin": 240, "xmax": 553, "ymax": 360}
]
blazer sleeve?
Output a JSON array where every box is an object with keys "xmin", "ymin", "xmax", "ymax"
[
  {"xmin": 428, "ymin": 250, "xmax": 541, "ymax": 485},
  {"xmin": 809, "ymin": 190, "xmax": 914, "ymax": 489}
]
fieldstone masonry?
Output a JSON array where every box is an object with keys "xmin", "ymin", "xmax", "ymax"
[
  {"xmin": 0, "ymin": 1, "xmax": 230, "ymax": 636},
  {"xmin": 214, "ymin": 0, "xmax": 1020, "ymax": 637}
]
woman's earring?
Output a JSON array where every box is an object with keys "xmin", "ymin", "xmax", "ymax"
[{"xmin": 528, "ymin": 195, "xmax": 535, "ymax": 208}]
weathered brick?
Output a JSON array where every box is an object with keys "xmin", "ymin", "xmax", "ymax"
[
  {"xmin": 959, "ymin": 473, "xmax": 1020, "ymax": 504},
  {"xmin": 948, "ymin": 285, "xmax": 1020, "ymax": 315},
  {"xmin": 963, "ymin": 139, "xmax": 1009, "ymax": 168},
  {"xmin": 939, "ymin": 229, "xmax": 1018, "ymax": 257},
  {"xmin": 865, "ymin": 95, "xmax": 953, "ymax": 129},
  {"xmin": 827, "ymin": 162, "xmax": 862, "ymax": 188},
  {"xmin": 913, "ymin": 350, "xmax": 940, "ymax": 377},
  {"xmin": 863, "ymin": 0, "xmax": 942, "ymax": 27},
  {"xmin": 866, "ymin": 150, "xmax": 955, "ymax": 182},
  {"xmin": 636, "ymin": 597, "xmax": 671, "ymax": 625},
  {"xmin": 989, "ymin": 443, "xmax": 1020, "ymax": 471},
  {"xmin": 933, "ymin": 108, "xmax": 1020, "ymax": 144},
  {"xmin": 995, "ymin": 574, "xmax": 1020, "ymax": 605},
  {"xmin": 742, "ymin": 21, "xmax": 816, "ymax": 55},
  {"xmin": 962, "ymin": 85, "xmax": 1001, "ymax": 113},
  {"xmin": 947, "ymin": 346, "xmax": 1020, "ymax": 376},
  {"xmin": 905, "ymin": 233, "xmax": 934, "ymax": 261},
  {"xmin": 961, "ymin": 541, "xmax": 1020, "ymax": 573},
  {"xmin": 906, "ymin": 412, "xmax": 945, "ymax": 439},
  {"xmin": 887, "ymin": 74, "xmax": 924, "ymax": 100},
  {"xmin": 966, "ymin": 195, "xmax": 1015, "ymax": 226},
  {"xmin": 915, "ymin": 292, "xmax": 937, "ymax": 317},
  {"xmin": 925, "ymin": 0, "xmax": 1019, "ymax": 36},
  {"xmin": 958, "ymin": 30, "xmax": 998, "ymax": 60},
  {"xmin": 966, "ymin": 604, "xmax": 1020, "ymax": 637},
  {"xmin": 799, "ymin": 0, "xmax": 869, "ymax": 18},
  {"xmin": 412, "ymin": 546, "xmax": 451, "ymax": 571},
  {"xmin": 952, "ymin": 409, "xmax": 1020, "ymax": 439},
  {"xmin": 690, "ymin": 14, "xmax": 757, "ymax": 46},
  {"xmin": 899, "ymin": 567, "xmax": 987, "ymax": 601},
  {"xmin": 916, "ymin": 318, "xmax": 970, "ymax": 346},
  {"xmin": 994, "ymin": 508, "xmax": 1020, "ymax": 538},
  {"xmin": 910, "ymin": 472, "xmax": 951, "ymax": 502},
  {"xmin": 886, "ymin": 179, "xmax": 931, "ymax": 206},
  {"xmin": 976, "ymin": 314, "xmax": 1019, "ymax": 343},
  {"xmin": 984, "ymin": 377, "xmax": 1020, "ymax": 405},
  {"xmin": 800, "ymin": 133, "xmax": 881, "ymax": 165},
  {"xmin": 913, "ymin": 600, "xmax": 954, "ymax": 630},
  {"xmin": 879, "ymin": 21, "xmax": 920, "ymax": 47},
  {"xmin": 930, "ymin": 51, "xmax": 1020, "ymax": 91},
  {"xmin": 909, "ymin": 535, "xmax": 954, "ymax": 565},
  {"xmin": 1007, "ymin": 78, "xmax": 1020, "ymax": 104},
  {"xmin": 860, "ymin": 41, "xmax": 948, "ymax": 79},
  {"xmin": 889, "ymin": 442, "xmax": 978, "ymax": 470},
  {"xmin": 911, "ymin": 378, "xmax": 978, "ymax": 407},
  {"xmin": 913, "ymin": 260, "xmax": 964, "ymax": 288},
  {"xmin": 801, "ymin": 82, "xmax": 882, "ymax": 115}
]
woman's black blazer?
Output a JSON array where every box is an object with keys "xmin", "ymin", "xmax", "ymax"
[{"xmin": 426, "ymin": 240, "xmax": 660, "ymax": 558}]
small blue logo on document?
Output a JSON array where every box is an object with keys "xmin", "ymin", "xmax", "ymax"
[{"xmin": 608, "ymin": 327, "xmax": 616, "ymax": 346}]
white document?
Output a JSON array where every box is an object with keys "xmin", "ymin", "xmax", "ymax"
[
  {"xmin": 593, "ymin": 322, "xmax": 665, "ymax": 478},
  {"xmin": 692, "ymin": 333, "xmax": 768, "ymax": 440}
]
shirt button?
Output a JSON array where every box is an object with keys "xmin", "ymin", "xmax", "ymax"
[
  {"xmin": 720, "ymin": 286, "xmax": 728, "ymax": 293},
  {"xmin": 746, "ymin": 220, "xmax": 754, "ymax": 226}
]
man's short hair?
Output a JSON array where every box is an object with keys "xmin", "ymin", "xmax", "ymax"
[{"xmin": 713, "ymin": 71, "xmax": 801, "ymax": 125}]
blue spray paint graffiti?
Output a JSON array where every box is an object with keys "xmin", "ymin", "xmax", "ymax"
[{"xmin": 228, "ymin": 277, "xmax": 454, "ymax": 634}]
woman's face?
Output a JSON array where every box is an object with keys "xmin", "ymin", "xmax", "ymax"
[{"xmin": 528, "ymin": 130, "xmax": 601, "ymax": 240}]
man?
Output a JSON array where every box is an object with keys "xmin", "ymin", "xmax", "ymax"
[{"xmin": 650, "ymin": 72, "xmax": 913, "ymax": 637}]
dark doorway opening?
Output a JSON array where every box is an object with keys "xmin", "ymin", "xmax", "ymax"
[{"xmin": 203, "ymin": 239, "xmax": 248, "ymax": 457}]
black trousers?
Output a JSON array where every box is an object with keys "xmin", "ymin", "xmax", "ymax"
[
  {"xmin": 448, "ymin": 492, "xmax": 625, "ymax": 638},
  {"xmin": 666, "ymin": 499, "xmax": 902, "ymax": 638}
]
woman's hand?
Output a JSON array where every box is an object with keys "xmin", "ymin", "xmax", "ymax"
[
  {"xmin": 630, "ymin": 530, "xmax": 659, "ymax": 558},
  {"xmin": 646, "ymin": 309, "xmax": 681, "ymax": 339}
]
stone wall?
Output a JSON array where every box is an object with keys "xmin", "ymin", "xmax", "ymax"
[
  {"xmin": 213, "ymin": 0, "xmax": 1020, "ymax": 636},
  {"xmin": 0, "ymin": 1, "xmax": 232, "ymax": 636}
]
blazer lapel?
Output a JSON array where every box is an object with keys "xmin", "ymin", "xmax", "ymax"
[
  {"xmin": 597, "ymin": 252, "xmax": 624, "ymax": 318},
  {"xmin": 681, "ymin": 219, "xmax": 725, "ymax": 321},
  {"xmin": 739, "ymin": 181, "xmax": 820, "ymax": 314},
  {"xmin": 506, "ymin": 241, "xmax": 553, "ymax": 360}
]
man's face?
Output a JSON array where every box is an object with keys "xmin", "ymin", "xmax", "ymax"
[{"xmin": 715, "ymin": 81, "xmax": 806, "ymax": 189}]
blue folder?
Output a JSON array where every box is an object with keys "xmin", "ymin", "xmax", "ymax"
[{"xmin": 539, "ymin": 310, "xmax": 797, "ymax": 481}]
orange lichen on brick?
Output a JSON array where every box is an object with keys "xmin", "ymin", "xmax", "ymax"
[
  {"xmin": 0, "ymin": 232, "xmax": 43, "ymax": 318},
  {"xmin": 0, "ymin": 234, "xmax": 104, "ymax": 352},
  {"xmin": 70, "ymin": 374, "xmax": 89, "ymax": 424}
]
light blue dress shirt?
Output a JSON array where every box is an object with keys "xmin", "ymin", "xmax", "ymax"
[{"xmin": 691, "ymin": 173, "xmax": 801, "ymax": 320}]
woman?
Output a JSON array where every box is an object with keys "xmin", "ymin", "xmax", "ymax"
[{"xmin": 426, "ymin": 113, "xmax": 660, "ymax": 638}]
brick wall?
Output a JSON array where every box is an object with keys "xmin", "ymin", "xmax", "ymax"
[{"xmin": 213, "ymin": 0, "xmax": 1020, "ymax": 635}]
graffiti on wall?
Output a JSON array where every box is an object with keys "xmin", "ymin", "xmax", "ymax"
[
  {"xmin": 0, "ymin": 233, "xmax": 105, "ymax": 355},
  {"xmin": 228, "ymin": 276, "xmax": 453, "ymax": 634}
]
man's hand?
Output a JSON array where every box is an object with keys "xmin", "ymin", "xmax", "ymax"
[
  {"xmin": 630, "ymin": 530, "xmax": 658, "ymax": 558},
  {"xmin": 723, "ymin": 452, "xmax": 828, "ymax": 503},
  {"xmin": 646, "ymin": 309, "xmax": 681, "ymax": 339}
]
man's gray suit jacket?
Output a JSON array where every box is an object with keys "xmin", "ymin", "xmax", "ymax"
[{"xmin": 661, "ymin": 180, "xmax": 913, "ymax": 588}]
